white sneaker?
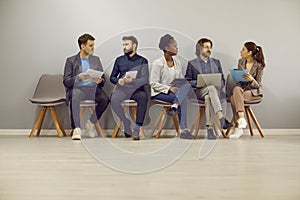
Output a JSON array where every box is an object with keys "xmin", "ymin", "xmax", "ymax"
[
  {"xmin": 237, "ymin": 118, "xmax": 247, "ymax": 129},
  {"xmin": 72, "ymin": 128, "xmax": 81, "ymax": 140},
  {"xmin": 229, "ymin": 128, "xmax": 244, "ymax": 139},
  {"xmin": 215, "ymin": 128, "xmax": 222, "ymax": 137},
  {"xmin": 85, "ymin": 120, "xmax": 95, "ymax": 131},
  {"xmin": 84, "ymin": 130, "xmax": 95, "ymax": 138},
  {"xmin": 226, "ymin": 127, "xmax": 235, "ymax": 137}
]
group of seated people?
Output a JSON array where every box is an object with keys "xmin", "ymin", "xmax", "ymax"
[{"xmin": 63, "ymin": 33, "xmax": 265, "ymax": 141}]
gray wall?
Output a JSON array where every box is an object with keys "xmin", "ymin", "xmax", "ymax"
[{"xmin": 0, "ymin": 0, "xmax": 299, "ymax": 129}]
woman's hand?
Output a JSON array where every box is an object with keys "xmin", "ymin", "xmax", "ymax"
[
  {"xmin": 242, "ymin": 73, "xmax": 254, "ymax": 82},
  {"xmin": 169, "ymin": 86, "xmax": 178, "ymax": 93}
]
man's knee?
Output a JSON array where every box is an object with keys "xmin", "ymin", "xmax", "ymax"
[
  {"xmin": 72, "ymin": 88, "xmax": 84, "ymax": 99},
  {"xmin": 110, "ymin": 93, "xmax": 125, "ymax": 107},
  {"xmin": 207, "ymin": 85, "xmax": 218, "ymax": 93},
  {"xmin": 204, "ymin": 95, "xmax": 210, "ymax": 102}
]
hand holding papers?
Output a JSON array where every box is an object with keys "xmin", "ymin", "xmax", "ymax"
[
  {"xmin": 122, "ymin": 70, "xmax": 137, "ymax": 84},
  {"xmin": 125, "ymin": 70, "xmax": 138, "ymax": 79},
  {"xmin": 229, "ymin": 69, "xmax": 248, "ymax": 82},
  {"xmin": 86, "ymin": 69, "xmax": 104, "ymax": 78},
  {"xmin": 81, "ymin": 69, "xmax": 104, "ymax": 84}
]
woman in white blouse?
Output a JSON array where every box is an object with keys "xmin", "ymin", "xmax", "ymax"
[{"xmin": 150, "ymin": 34, "xmax": 193, "ymax": 139}]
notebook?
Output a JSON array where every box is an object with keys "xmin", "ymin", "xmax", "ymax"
[
  {"xmin": 229, "ymin": 69, "xmax": 248, "ymax": 82},
  {"xmin": 196, "ymin": 73, "xmax": 222, "ymax": 88}
]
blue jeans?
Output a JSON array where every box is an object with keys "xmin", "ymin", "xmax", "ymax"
[{"xmin": 152, "ymin": 83, "xmax": 190, "ymax": 129}]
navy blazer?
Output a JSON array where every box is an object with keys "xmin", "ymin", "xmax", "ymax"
[
  {"xmin": 63, "ymin": 53, "xmax": 106, "ymax": 103},
  {"xmin": 185, "ymin": 57, "xmax": 226, "ymax": 99}
]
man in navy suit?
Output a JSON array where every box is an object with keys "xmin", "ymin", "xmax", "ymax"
[
  {"xmin": 185, "ymin": 38, "xmax": 232, "ymax": 140},
  {"xmin": 110, "ymin": 36, "xmax": 149, "ymax": 140},
  {"xmin": 63, "ymin": 33, "xmax": 109, "ymax": 140}
]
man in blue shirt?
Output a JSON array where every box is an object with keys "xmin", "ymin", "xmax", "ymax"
[
  {"xmin": 110, "ymin": 36, "xmax": 149, "ymax": 140},
  {"xmin": 63, "ymin": 33, "xmax": 109, "ymax": 140},
  {"xmin": 185, "ymin": 38, "xmax": 232, "ymax": 140}
]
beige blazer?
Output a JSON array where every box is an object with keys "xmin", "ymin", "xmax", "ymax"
[
  {"xmin": 238, "ymin": 58, "xmax": 264, "ymax": 96},
  {"xmin": 150, "ymin": 56, "xmax": 183, "ymax": 97}
]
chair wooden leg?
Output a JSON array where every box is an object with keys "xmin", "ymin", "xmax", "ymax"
[
  {"xmin": 36, "ymin": 106, "xmax": 47, "ymax": 136},
  {"xmin": 112, "ymin": 119, "xmax": 121, "ymax": 138},
  {"xmin": 247, "ymin": 106, "xmax": 264, "ymax": 137},
  {"xmin": 112, "ymin": 104, "xmax": 133, "ymax": 138},
  {"xmin": 87, "ymin": 107, "xmax": 107, "ymax": 137},
  {"xmin": 225, "ymin": 117, "xmax": 235, "ymax": 137},
  {"xmin": 29, "ymin": 106, "xmax": 47, "ymax": 137},
  {"xmin": 49, "ymin": 106, "xmax": 63, "ymax": 138},
  {"xmin": 53, "ymin": 109, "xmax": 67, "ymax": 137},
  {"xmin": 194, "ymin": 106, "xmax": 205, "ymax": 139},
  {"xmin": 190, "ymin": 108, "xmax": 200, "ymax": 134},
  {"xmin": 172, "ymin": 114, "xmax": 180, "ymax": 136},
  {"xmin": 95, "ymin": 121, "xmax": 107, "ymax": 137},
  {"xmin": 129, "ymin": 106, "xmax": 145, "ymax": 138},
  {"xmin": 49, "ymin": 106, "xmax": 66, "ymax": 137},
  {"xmin": 140, "ymin": 127, "xmax": 146, "ymax": 139},
  {"xmin": 213, "ymin": 114, "xmax": 226, "ymax": 138},
  {"xmin": 130, "ymin": 106, "xmax": 137, "ymax": 121},
  {"xmin": 149, "ymin": 109, "xmax": 164, "ymax": 137},
  {"xmin": 156, "ymin": 108, "xmax": 167, "ymax": 138},
  {"xmin": 80, "ymin": 107, "xmax": 85, "ymax": 121},
  {"xmin": 245, "ymin": 106, "xmax": 254, "ymax": 136}
]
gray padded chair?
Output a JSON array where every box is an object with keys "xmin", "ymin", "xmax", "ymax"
[
  {"xmin": 225, "ymin": 74, "xmax": 264, "ymax": 137},
  {"xmin": 29, "ymin": 74, "xmax": 67, "ymax": 137}
]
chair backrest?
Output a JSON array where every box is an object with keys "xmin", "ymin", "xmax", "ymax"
[{"xmin": 29, "ymin": 74, "xmax": 66, "ymax": 104}]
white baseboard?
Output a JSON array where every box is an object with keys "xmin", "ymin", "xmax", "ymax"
[
  {"xmin": 0, "ymin": 129, "xmax": 70, "ymax": 136},
  {"xmin": 0, "ymin": 129, "xmax": 299, "ymax": 136}
]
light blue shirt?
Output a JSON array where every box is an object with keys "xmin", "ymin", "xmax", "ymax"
[{"xmin": 78, "ymin": 58, "xmax": 94, "ymax": 86}]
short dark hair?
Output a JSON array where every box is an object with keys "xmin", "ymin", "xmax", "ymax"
[
  {"xmin": 78, "ymin": 33, "xmax": 95, "ymax": 49},
  {"xmin": 122, "ymin": 35, "xmax": 138, "ymax": 49},
  {"xmin": 195, "ymin": 38, "xmax": 213, "ymax": 56},
  {"xmin": 159, "ymin": 34, "xmax": 175, "ymax": 51}
]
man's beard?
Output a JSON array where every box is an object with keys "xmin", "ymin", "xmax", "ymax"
[
  {"xmin": 124, "ymin": 48, "xmax": 133, "ymax": 56},
  {"xmin": 201, "ymin": 50, "xmax": 211, "ymax": 58}
]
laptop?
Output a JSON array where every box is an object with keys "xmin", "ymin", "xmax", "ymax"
[{"xmin": 197, "ymin": 73, "xmax": 222, "ymax": 88}]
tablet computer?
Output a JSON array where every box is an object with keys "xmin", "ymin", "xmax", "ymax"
[{"xmin": 229, "ymin": 69, "xmax": 248, "ymax": 82}]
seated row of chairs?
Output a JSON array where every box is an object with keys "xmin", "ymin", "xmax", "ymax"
[{"xmin": 29, "ymin": 74, "xmax": 264, "ymax": 139}]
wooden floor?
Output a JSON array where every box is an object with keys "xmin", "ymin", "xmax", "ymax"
[{"xmin": 0, "ymin": 130, "xmax": 300, "ymax": 200}]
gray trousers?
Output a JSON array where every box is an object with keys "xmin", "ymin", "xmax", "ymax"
[{"xmin": 197, "ymin": 85, "xmax": 222, "ymax": 126}]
